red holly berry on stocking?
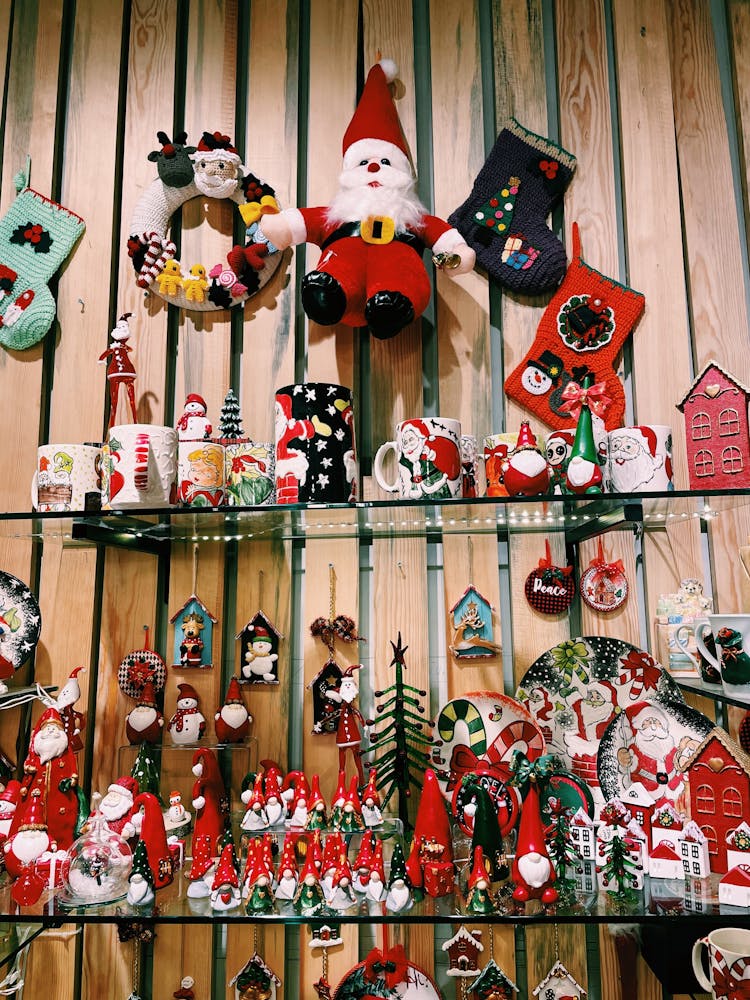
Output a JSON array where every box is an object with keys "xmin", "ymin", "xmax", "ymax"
[
  {"xmin": 579, "ymin": 539, "xmax": 628, "ymax": 613},
  {"xmin": 524, "ymin": 540, "xmax": 575, "ymax": 615}
]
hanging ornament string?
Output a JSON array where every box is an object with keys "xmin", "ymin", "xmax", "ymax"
[
  {"xmin": 580, "ymin": 537, "xmax": 628, "ymax": 614},
  {"xmin": 468, "ymin": 536, "xmax": 474, "ymax": 584},
  {"xmin": 129, "ymin": 938, "xmax": 142, "ymax": 1000},
  {"xmin": 321, "ymin": 939, "xmax": 329, "ymax": 987},
  {"xmin": 489, "ymin": 924, "xmax": 494, "ymax": 963},
  {"xmin": 554, "ymin": 922, "xmax": 559, "ymax": 962},
  {"xmin": 328, "ymin": 563, "xmax": 336, "ymax": 658},
  {"xmin": 192, "ymin": 543, "xmax": 198, "ymax": 597},
  {"xmin": 253, "ymin": 922, "xmax": 259, "ymax": 957},
  {"xmin": 258, "ymin": 569, "xmax": 265, "ymax": 613}
]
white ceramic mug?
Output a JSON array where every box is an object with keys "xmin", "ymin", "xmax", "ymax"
[
  {"xmin": 374, "ymin": 417, "xmax": 462, "ymax": 500},
  {"xmin": 674, "ymin": 621, "xmax": 721, "ymax": 684},
  {"xmin": 692, "ymin": 927, "xmax": 750, "ymax": 998},
  {"xmin": 31, "ymin": 443, "xmax": 102, "ymax": 512},
  {"xmin": 606, "ymin": 424, "xmax": 673, "ymax": 492},
  {"xmin": 689, "ymin": 614, "xmax": 750, "ymax": 700},
  {"xmin": 483, "ymin": 432, "xmax": 516, "ymax": 497},
  {"xmin": 104, "ymin": 424, "xmax": 178, "ymax": 509}
]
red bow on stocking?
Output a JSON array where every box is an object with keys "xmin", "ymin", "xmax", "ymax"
[{"xmin": 559, "ymin": 379, "xmax": 611, "ymax": 419}]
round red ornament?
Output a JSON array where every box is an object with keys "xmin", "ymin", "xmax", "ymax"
[
  {"xmin": 579, "ymin": 539, "xmax": 628, "ymax": 613},
  {"xmin": 117, "ymin": 625, "xmax": 167, "ymax": 698},
  {"xmin": 524, "ymin": 540, "xmax": 575, "ymax": 615}
]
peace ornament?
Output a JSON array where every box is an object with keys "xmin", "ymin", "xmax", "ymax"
[{"xmin": 524, "ymin": 540, "xmax": 575, "ymax": 615}]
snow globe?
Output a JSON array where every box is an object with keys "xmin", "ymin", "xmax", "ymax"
[{"xmin": 58, "ymin": 793, "xmax": 133, "ymax": 907}]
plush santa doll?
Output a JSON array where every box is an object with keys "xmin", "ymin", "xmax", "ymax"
[
  {"xmin": 258, "ymin": 59, "xmax": 474, "ymax": 340},
  {"xmin": 167, "ymin": 683, "xmax": 206, "ymax": 745},
  {"xmin": 214, "ymin": 676, "xmax": 251, "ymax": 744},
  {"xmin": 501, "ymin": 422, "xmax": 551, "ymax": 496},
  {"xmin": 176, "ymin": 393, "xmax": 212, "ymax": 441},
  {"xmin": 133, "ymin": 791, "xmax": 173, "ymax": 889},
  {"xmin": 10, "ymin": 706, "xmax": 80, "ymax": 853},
  {"xmin": 100, "ymin": 776, "xmax": 139, "ymax": 840},
  {"xmin": 125, "ymin": 680, "xmax": 164, "ymax": 745},
  {"xmin": 190, "ymin": 747, "xmax": 229, "ymax": 855},
  {"xmin": 511, "ymin": 780, "xmax": 558, "ymax": 905},
  {"xmin": 53, "ymin": 666, "xmax": 86, "ymax": 753}
]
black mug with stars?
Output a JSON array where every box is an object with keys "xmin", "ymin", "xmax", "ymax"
[{"xmin": 274, "ymin": 382, "xmax": 357, "ymax": 504}]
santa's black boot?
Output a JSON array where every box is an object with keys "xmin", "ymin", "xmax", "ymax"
[
  {"xmin": 301, "ymin": 270, "xmax": 347, "ymax": 325},
  {"xmin": 364, "ymin": 290, "xmax": 414, "ymax": 339}
]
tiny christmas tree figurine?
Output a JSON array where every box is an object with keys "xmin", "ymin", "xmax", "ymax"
[
  {"xmin": 544, "ymin": 797, "xmax": 580, "ymax": 899},
  {"xmin": 219, "ymin": 388, "xmax": 244, "ymax": 440},
  {"xmin": 598, "ymin": 830, "xmax": 641, "ymax": 898},
  {"xmin": 367, "ymin": 633, "xmax": 433, "ymax": 830},
  {"xmin": 130, "ymin": 742, "xmax": 164, "ymax": 805}
]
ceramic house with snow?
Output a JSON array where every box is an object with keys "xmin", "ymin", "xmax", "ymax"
[
  {"xmin": 469, "ymin": 960, "xmax": 519, "ymax": 1000},
  {"xmin": 679, "ymin": 821, "xmax": 711, "ymax": 878},
  {"xmin": 677, "ymin": 360, "xmax": 750, "ymax": 490},
  {"xmin": 308, "ymin": 923, "xmax": 343, "ymax": 949},
  {"xmin": 719, "ymin": 864, "xmax": 750, "ymax": 908},
  {"xmin": 569, "ymin": 808, "xmax": 596, "ymax": 861},
  {"xmin": 449, "ymin": 585, "xmax": 499, "ymax": 659},
  {"xmin": 618, "ymin": 782, "xmax": 654, "ymax": 842},
  {"xmin": 532, "ymin": 960, "xmax": 587, "ymax": 1000},
  {"xmin": 443, "ymin": 926, "xmax": 484, "ymax": 977},
  {"xmin": 650, "ymin": 796, "xmax": 684, "ymax": 852},
  {"xmin": 686, "ymin": 728, "xmax": 750, "ymax": 873},
  {"xmin": 236, "ymin": 610, "xmax": 283, "ymax": 685},
  {"xmin": 229, "ymin": 953, "xmax": 281, "ymax": 1000},
  {"xmin": 726, "ymin": 821, "xmax": 750, "ymax": 871},
  {"xmin": 170, "ymin": 594, "xmax": 217, "ymax": 669},
  {"xmin": 649, "ymin": 840, "xmax": 684, "ymax": 879}
]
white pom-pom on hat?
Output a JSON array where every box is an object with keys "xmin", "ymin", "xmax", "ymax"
[{"xmin": 378, "ymin": 58, "xmax": 398, "ymax": 83}]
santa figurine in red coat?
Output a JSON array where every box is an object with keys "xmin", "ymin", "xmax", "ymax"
[
  {"xmin": 511, "ymin": 779, "xmax": 558, "ymax": 905},
  {"xmin": 125, "ymin": 680, "xmax": 164, "ymax": 745},
  {"xmin": 257, "ymin": 59, "xmax": 474, "ymax": 340},
  {"xmin": 100, "ymin": 776, "xmax": 139, "ymax": 840},
  {"xmin": 214, "ymin": 676, "xmax": 252, "ymax": 744},
  {"xmin": 325, "ymin": 664, "xmax": 369, "ymax": 785}
]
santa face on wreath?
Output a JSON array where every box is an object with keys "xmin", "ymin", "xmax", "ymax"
[
  {"xmin": 190, "ymin": 132, "xmax": 244, "ymax": 199},
  {"xmin": 608, "ymin": 427, "xmax": 665, "ymax": 492}
]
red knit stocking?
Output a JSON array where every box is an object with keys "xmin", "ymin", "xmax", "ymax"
[{"xmin": 504, "ymin": 223, "xmax": 645, "ymax": 431}]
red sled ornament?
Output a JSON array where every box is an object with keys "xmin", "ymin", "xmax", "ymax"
[
  {"xmin": 579, "ymin": 539, "xmax": 628, "ymax": 613},
  {"xmin": 524, "ymin": 540, "xmax": 575, "ymax": 615}
]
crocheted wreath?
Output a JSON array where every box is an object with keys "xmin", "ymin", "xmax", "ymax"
[{"xmin": 126, "ymin": 130, "xmax": 283, "ymax": 312}]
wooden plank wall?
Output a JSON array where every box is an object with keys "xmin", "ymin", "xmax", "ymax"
[{"xmin": 0, "ymin": 1, "xmax": 747, "ymax": 998}]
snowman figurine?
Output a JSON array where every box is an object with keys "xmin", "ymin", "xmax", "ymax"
[
  {"xmin": 167, "ymin": 683, "xmax": 206, "ymax": 745},
  {"xmin": 176, "ymin": 394, "xmax": 212, "ymax": 442},
  {"xmin": 165, "ymin": 790, "xmax": 191, "ymax": 832},
  {"xmin": 242, "ymin": 626, "xmax": 279, "ymax": 683}
]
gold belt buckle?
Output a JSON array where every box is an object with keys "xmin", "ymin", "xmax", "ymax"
[{"xmin": 360, "ymin": 215, "xmax": 395, "ymax": 244}]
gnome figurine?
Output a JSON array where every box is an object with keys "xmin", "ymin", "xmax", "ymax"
[
  {"xmin": 125, "ymin": 680, "xmax": 164, "ymax": 745},
  {"xmin": 511, "ymin": 780, "xmax": 558, "ymax": 905},
  {"xmin": 132, "ymin": 791, "xmax": 174, "ymax": 890},
  {"xmin": 0, "ymin": 780, "xmax": 21, "ymax": 840},
  {"xmin": 210, "ymin": 842, "xmax": 241, "ymax": 910},
  {"xmin": 167, "ymin": 683, "xmax": 206, "ymax": 745},
  {"xmin": 466, "ymin": 845, "xmax": 495, "ymax": 915},
  {"xmin": 214, "ymin": 676, "xmax": 251, "ymax": 744},
  {"xmin": 563, "ymin": 376, "xmax": 605, "ymax": 494},
  {"xmin": 127, "ymin": 838, "xmax": 156, "ymax": 907},
  {"xmin": 385, "ymin": 840, "xmax": 412, "ymax": 912},
  {"xmin": 501, "ymin": 422, "xmax": 551, "ymax": 496}
]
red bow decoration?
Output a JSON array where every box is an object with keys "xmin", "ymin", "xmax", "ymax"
[
  {"xmin": 559, "ymin": 379, "xmax": 611, "ymax": 419},
  {"xmin": 448, "ymin": 745, "xmax": 483, "ymax": 789},
  {"xmin": 591, "ymin": 556, "xmax": 625, "ymax": 579},
  {"xmin": 618, "ymin": 649, "xmax": 662, "ymax": 694},
  {"xmin": 363, "ymin": 945, "xmax": 409, "ymax": 989},
  {"xmin": 713, "ymin": 963, "xmax": 750, "ymax": 999},
  {"xmin": 537, "ymin": 539, "xmax": 573, "ymax": 580}
]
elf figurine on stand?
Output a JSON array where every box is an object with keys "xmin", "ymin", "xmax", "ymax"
[
  {"xmin": 99, "ymin": 312, "xmax": 138, "ymax": 428},
  {"xmin": 325, "ymin": 665, "xmax": 370, "ymax": 787}
]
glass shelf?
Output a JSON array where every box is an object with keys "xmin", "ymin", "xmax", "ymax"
[
  {"xmin": 0, "ymin": 872, "xmax": 746, "ymax": 927},
  {"xmin": 673, "ymin": 675, "xmax": 750, "ymax": 711},
  {"xmin": 0, "ymin": 489, "xmax": 746, "ymax": 550}
]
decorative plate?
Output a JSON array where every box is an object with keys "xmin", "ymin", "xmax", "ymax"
[
  {"xmin": 334, "ymin": 954, "xmax": 444, "ymax": 1000},
  {"xmin": 430, "ymin": 691, "xmax": 545, "ymax": 801},
  {"xmin": 597, "ymin": 696, "xmax": 713, "ymax": 811},
  {"xmin": 0, "ymin": 570, "xmax": 41, "ymax": 671},
  {"xmin": 515, "ymin": 637, "xmax": 683, "ymax": 809}
]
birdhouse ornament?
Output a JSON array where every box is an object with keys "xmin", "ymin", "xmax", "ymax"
[
  {"xmin": 229, "ymin": 953, "xmax": 281, "ymax": 1000},
  {"xmin": 532, "ymin": 958, "xmax": 587, "ymax": 1000},
  {"xmin": 237, "ymin": 611, "xmax": 283, "ymax": 685},
  {"xmin": 170, "ymin": 594, "xmax": 217, "ymax": 670},
  {"xmin": 449, "ymin": 584, "xmax": 501, "ymax": 659}
]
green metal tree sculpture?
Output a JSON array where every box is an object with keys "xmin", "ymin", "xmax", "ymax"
[{"xmin": 366, "ymin": 633, "xmax": 433, "ymax": 830}]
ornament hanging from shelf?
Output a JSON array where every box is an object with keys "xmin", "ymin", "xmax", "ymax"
[
  {"xmin": 229, "ymin": 949, "xmax": 281, "ymax": 1000},
  {"xmin": 170, "ymin": 595, "xmax": 217, "ymax": 670},
  {"xmin": 334, "ymin": 943, "xmax": 445, "ymax": 1000},
  {"xmin": 530, "ymin": 924, "xmax": 587, "ymax": 1000},
  {"xmin": 449, "ymin": 539, "xmax": 501, "ymax": 659},
  {"xmin": 237, "ymin": 611, "xmax": 283, "ymax": 685},
  {"xmin": 442, "ymin": 926, "xmax": 484, "ymax": 978},
  {"xmin": 579, "ymin": 538, "xmax": 628, "ymax": 613},
  {"xmin": 118, "ymin": 626, "xmax": 166, "ymax": 700},
  {"xmin": 468, "ymin": 958, "xmax": 519, "ymax": 1000},
  {"xmin": 524, "ymin": 539, "xmax": 575, "ymax": 615}
]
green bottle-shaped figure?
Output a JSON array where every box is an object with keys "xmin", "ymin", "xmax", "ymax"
[{"xmin": 565, "ymin": 375, "xmax": 603, "ymax": 494}]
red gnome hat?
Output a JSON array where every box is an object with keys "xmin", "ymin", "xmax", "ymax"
[
  {"xmin": 342, "ymin": 59, "xmax": 410, "ymax": 173},
  {"xmin": 332, "ymin": 770, "xmax": 347, "ymax": 807},
  {"xmin": 411, "ymin": 769, "xmax": 452, "ymax": 861},
  {"xmin": 308, "ymin": 773, "xmax": 325, "ymax": 810},
  {"xmin": 260, "ymin": 759, "xmax": 284, "ymax": 796},
  {"xmin": 0, "ymin": 779, "xmax": 21, "ymax": 806},
  {"xmin": 139, "ymin": 680, "xmax": 158, "ymax": 707},
  {"xmin": 133, "ymin": 791, "xmax": 173, "ymax": 889},
  {"xmin": 223, "ymin": 676, "xmax": 243, "ymax": 704},
  {"xmin": 332, "ymin": 853, "xmax": 353, "ymax": 888},
  {"xmin": 321, "ymin": 832, "xmax": 342, "ymax": 874},
  {"xmin": 297, "ymin": 849, "xmax": 320, "ymax": 886},
  {"xmin": 279, "ymin": 834, "xmax": 298, "ymax": 875},
  {"xmin": 353, "ymin": 831, "xmax": 374, "ymax": 871},
  {"xmin": 371, "ymin": 839, "xmax": 385, "ymax": 883},
  {"xmin": 308, "ymin": 829, "xmax": 324, "ymax": 871},
  {"xmin": 211, "ymin": 843, "xmax": 239, "ymax": 891},
  {"xmin": 515, "ymin": 421, "xmax": 539, "ymax": 450},
  {"xmin": 247, "ymin": 774, "xmax": 265, "ymax": 810},
  {"xmin": 345, "ymin": 775, "xmax": 362, "ymax": 814},
  {"xmin": 469, "ymin": 845, "xmax": 489, "ymax": 889},
  {"xmin": 363, "ymin": 768, "xmax": 380, "ymax": 807}
]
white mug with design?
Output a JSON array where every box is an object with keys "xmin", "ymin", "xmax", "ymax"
[
  {"xmin": 104, "ymin": 424, "xmax": 177, "ymax": 509},
  {"xmin": 374, "ymin": 417, "xmax": 462, "ymax": 500},
  {"xmin": 688, "ymin": 613, "xmax": 750, "ymax": 700},
  {"xmin": 692, "ymin": 927, "xmax": 750, "ymax": 998},
  {"xmin": 606, "ymin": 424, "xmax": 673, "ymax": 492},
  {"xmin": 31, "ymin": 443, "xmax": 102, "ymax": 512}
]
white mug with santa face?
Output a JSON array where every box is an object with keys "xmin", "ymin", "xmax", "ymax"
[
  {"xmin": 606, "ymin": 424, "xmax": 673, "ymax": 492},
  {"xmin": 692, "ymin": 927, "xmax": 750, "ymax": 999},
  {"xmin": 374, "ymin": 417, "xmax": 462, "ymax": 500},
  {"xmin": 105, "ymin": 423, "xmax": 178, "ymax": 509}
]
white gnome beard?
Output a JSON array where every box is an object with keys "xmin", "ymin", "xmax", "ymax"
[
  {"xmin": 512, "ymin": 450, "xmax": 547, "ymax": 478},
  {"xmin": 100, "ymin": 793, "xmax": 130, "ymax": 822},
  {"xmin": 566, "ymin": 456, "xmax": 596, "ymax": 487},
  {"xmin": 327, "ymin": 170, "xmax": 426, "ymax": 231},
  {"xmin": 128, "ymin": 875, "xmax": 152, "ymax": 905},
  {"xmin": 34, "ymin": 726, "xmax": 68, "ymax": 763},
  {"xmin": 12, "ymin": 829, "xmax": 50, "ymax": 864},
  {"xmin": 128, "ymin": 706, "xmax": 157, "ymax": 732},
  {"xmin": 517, "ymin": 851, "xmax": 551, "ymax": 888},
  {"xmin": 220, "ymin": 704, "xmax": 247, "ymax": 727}
]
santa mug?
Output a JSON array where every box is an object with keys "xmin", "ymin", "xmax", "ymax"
[
  {"xmin": 375, "ymin": 417, "xmax": 462, "ymax": 500},
  {"xmin": 224, "ymin": 441, "xmax": 275, "ymax": 506},
  {"xmin": 483, "ymin": 433, "xmax": 516, "ymax": 497},
  {"xmin": 690, "ymin": 614, "xmax": 750, "ymax": 700},
  {"xmin": 103, "ymin": 424, "xmax": 178, "ymax": 509},
  {"xmin": 275, "ymin": 383, "xmax": 357, "ymax": 504},
  {"xmin": 692, "ymin": 927, "xmax": 750, "ymax": 999},
  {"xmin": 460, "ymin": 434, "xmax": 480, "ymax": 498},
  {"xmin": 31, "ymin": 443, "xmax": 102, "ymax": 512},
  {"xmin": 606, "ymin": 424, "xmax": 673, "ymax": 492},
  {"xmin": 177, "ymin": 440, "xmax": 225, "ymax": 508}
]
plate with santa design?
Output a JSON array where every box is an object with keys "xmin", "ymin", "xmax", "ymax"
[
  {"xmin": 597, "ymin": 697, "xmax": 713, "ymax": 814},
  {"xmin": 515, "ymin": 637, "xmax": 684, "ymax": 813},
  {"xmin": 0, "ymin": 570, "xmax": 41, "ymax": 681}
]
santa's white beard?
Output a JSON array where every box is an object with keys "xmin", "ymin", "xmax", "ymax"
[
  {"xmin": 326, "ymin": 173, "xmax": 427, "ymax": 231},
  {"xmin": 610, "ymin": 448, "xmax": 660, "ymax": 492},
  {"xmin": 12, "ymin": 828, "xmax": 50, "ymax": 864},
  {"xmin": 511, "ymin": 450, "xmax": 547, "ymax": 478},
  {"xmin": 516, "ymin": 851, "xmax": 551, "ymax": 888},
  {"xmin": 34, "ymin": 728, "xmax": 68, "ymax": 763},
  {"xmin": 220, "ymin": 704, "xmax": 247, "ymax": 728},
  {"xmin": 635, "ymin": 726, "xmax": 675, "ymax": 758},
  {"xmin": 128, "ymin": 707, "xmax": 157, "ymax": 732},
  {"xmin": 100, "ymin": 793, "xmax": 131, "ymax": 822}
]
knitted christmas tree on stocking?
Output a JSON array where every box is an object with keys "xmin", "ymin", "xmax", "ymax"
[
  {"xmin": 504, "ymin": 223, "xmax": 645, "ymax": 431},
  {"xmin": 0, "ymin": 167, "xmax": 85, "ymax": 350}
]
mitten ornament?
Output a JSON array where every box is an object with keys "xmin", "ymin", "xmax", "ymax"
[
  {"xmin": 448, "ymin": 118, "xmax": 576, "ymax": 294},
  {"xmin": 505, "ymin": 222, "xmax": 645, "ymax": 430},
  {"xmin": 0, "ymin": 168, "xmax": 85, "ymax": 349}
]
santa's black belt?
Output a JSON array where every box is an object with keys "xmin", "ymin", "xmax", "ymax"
[{"xmin": 320, "ymin": 221, "xmax": 425, "ymax": 254}]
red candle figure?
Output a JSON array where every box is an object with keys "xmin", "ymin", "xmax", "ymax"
[{"xmin": 99, "ymin": 312, "xmax": 137, "ymax": 428}]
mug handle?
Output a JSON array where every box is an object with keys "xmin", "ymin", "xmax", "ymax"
[
  {"xmin": 373, "ymin": 441, "xmax": 399, "ymax": 494},
  {"xmin": 694, "ymin": 619, "xmax": 721, "ymax": 672},
  {"xmin": 691, "ymin": 937, "xmax": 713, "ymax": 994},
  {"xmin": 674, "ymin": 624, "xmax": 699, "ymax": 669},
  {"xmin": 134, "ymin": 432, "xmax": 150, "ymax": 492},
  {"xmin": 30, "ymin": 470, "xmax": 38, "ymax": 510}
]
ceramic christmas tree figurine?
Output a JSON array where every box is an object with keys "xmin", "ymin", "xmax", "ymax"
[
  {"xmin": 465, "ymin": 845, "xmax": 495, "ymax": 915},
  {"xmin": 126, "ymin": 838, "xmax": 155, "ymax": 907},
  {"xmin": 125, "ymin": 680, "xmax": 164, "ymax": 745},
  {"xmin": 218, "ymin": 389, "xmax": 243, "ymax": 439},
  {"xmin": 544, "ymin": 797, "xmax": 579, "ymax": 894},
  {"xmin": 215, "ymin": 676, "xmax": 251, "ymax": 743},
  {"xmin": 167, "ymin": 683, "xmax": 206, "ymax": 745},
  {"xmin": 98, "ymin": 312, "xmax": 138, "ymax": 427},
  {"xmin": 561, "ymin": 375, "xmax": 606, "ymax": 494},
  {"xmin": 129, "ymin": 742, "xmax": 163, "ymax": 804}
]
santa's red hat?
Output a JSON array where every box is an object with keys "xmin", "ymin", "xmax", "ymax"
[
  {"xmin": 176, "ymin": 682, "xmax": 199, "ymax": 703},
  {"xmin": 250, "ymin": 626, "xmax": 270, "ymax": 644},
  {"xmin": 223, "ymin": 677, "xmax": 243, "ymax": 705},
  {"xmin": 362, "ymin": 768, "xmax": 380, "ymax": 807},
  {"xmin": 133, "ymin": 792, "xmax": 173, "ymax": 889},
  {"xmin": 515, "ymin": 421, "xmax": 539, "ymax": 450},
  {"xmin": 634, "ymin": 425, "xmax": 658, "ymax": 456},
  {"xmin": 0, "ymin": 780, "xmax": 21, "ymax": 806},
  {"xmin": 193, "ymin": 132, "xmax": 241, "ymax": 164},
  {"xmin": 184, "ymin": 393, "xmax": 207, "ymax": 409},
  {"xmin": 342, "ymin": 60, "xmax": 411, "ymax": 174},
  {"xmin": 468, "ymin": 845, "xmax": 489, "ymax": 890},
  {"xmin": 547, "ymin": 429, "xmax": 576, "ymax": 447},
  {"xmin": 36, "ymin": 706, "xmax": 64, "ymax": 731},
  {"xmin": 628, "ymin": 701, "xmax": 669, "ymax": 729},
  {"xmin": 341, "ymin": 664, "xmax": 362, "ymax": 679},
  {"xmin": 108, "ymin": 776, "xmax": 137, "ymax": 803},
  {"xmin": 138, "ymin": 680, "xmax": 158, "ymax": 708},
  {"xmin": 19, "ymin": 789, "xmax": 46, "ymax": 832},
  {"xmin": 211, "ymin": 843, "xmax": 239, "ymax": 890}
]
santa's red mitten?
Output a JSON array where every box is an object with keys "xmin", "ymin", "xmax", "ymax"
[
  {"xmin": 448, "ymin": 119, "xmax": 576, "ymax": 294},
  {"xmin": 504, "ymin": 223, "xmax": 645, "ymax": 431}
]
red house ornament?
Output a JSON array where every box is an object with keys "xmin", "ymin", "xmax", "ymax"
[{"xmin": 676, "ymin": 360, "xmax": 750, "ymax": 489}]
